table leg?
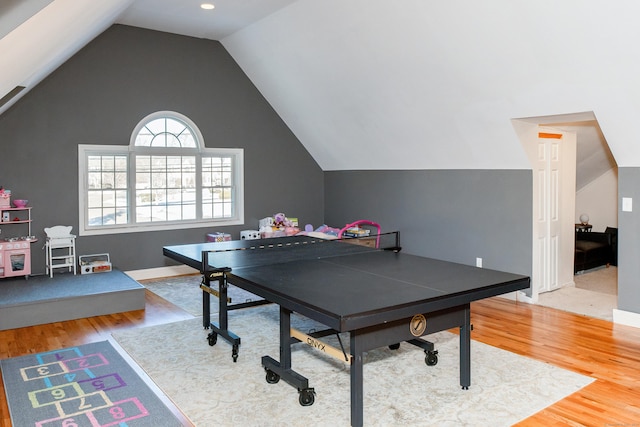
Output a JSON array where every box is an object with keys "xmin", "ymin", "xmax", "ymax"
[
  {"xmin": 280, "ymin": 306, "xmax": 292, "ymax": 369},
  {"xmin": 262, "ymin": 306, "xmax": 314, "ymax": 406},
  {"xmin": 218, "ymin": 275, "xmax": 228, "ymax": 331},
  {"xmin": 201, "ymin": 273, "xmax": 241, "ymax": 361},
  {"xmin": 350, "ymin": 332, "xmax": 364, "ymax": 427},
  {"xmin": 202, "ymin": 275, "xmax": 211, "ymax": 329},
  {"xmin": 460, "ymin": 303, "xmax": 471, "ymax": 389}
]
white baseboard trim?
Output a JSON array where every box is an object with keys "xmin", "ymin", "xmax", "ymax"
[
  {"xmin": 516, "ymin": 290, "xmax": 535, "ymax": 304},
  {"xmin": 613, "ymin": 309, "xmax": 640, "ymax": 329},
  {"xmin": 125, "ymin": 265, "xmax": 199, "ymax": 281}
]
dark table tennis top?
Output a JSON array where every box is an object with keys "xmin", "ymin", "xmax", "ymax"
[
  {"xmin": 164, "ymin": 235, "xmax": 530, "ymax": 427},
  {"xmin": 163, "ymin": 236, "xmax": 530, "ymax": 332}
]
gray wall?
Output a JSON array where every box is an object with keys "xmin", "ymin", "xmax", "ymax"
[
  {"xmin": 617, "ymin": 167, "xmax": 640, "ymax": 313},
  {"xmin": 0, "ymin": 25, "xmax": 323, "ymax": 274},
  {"xmin": 325, "ymin": 170, "xmax": 532, "ymax": 278}
]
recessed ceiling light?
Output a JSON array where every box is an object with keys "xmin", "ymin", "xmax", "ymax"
[{"xmin": 201, "ymin": 3, "xmax": 215, "ymax": 10}]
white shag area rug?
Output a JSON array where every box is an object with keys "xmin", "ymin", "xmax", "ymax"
[{"xmin": 113, "ymin": 304, "xmax": 593, "ymax": 427}]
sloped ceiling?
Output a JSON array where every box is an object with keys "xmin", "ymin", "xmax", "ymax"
[
  {"xmin": 0, "ymin": 0, "xmax": 133, "ymax": 111},
  {"xmin": 543, "ymin": 119, "xmax": 616, "ymax": 190},
  {"xmin": 0, "ymin": 0, "xmax": 54, "ymax": 40},
  {"xmin": 117, "ymin": 0, "xmax": 296, "ymax": 41},
  {"xmin": 0, "ymin": 0, "xmax": 631, "ymax": 177}
]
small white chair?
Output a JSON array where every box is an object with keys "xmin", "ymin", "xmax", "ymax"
[{"xmin": 44, "ymin": 226, "xmax": 77, "ymax": 277}]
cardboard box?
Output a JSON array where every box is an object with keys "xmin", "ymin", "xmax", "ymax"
[
  {"xmin": 79, "ymin": 253, "xmax": 112, "ymax": 274},
  {"xmin": 261, "ymin": 230, "xmax": 287, "ymax": 238},
  {"xmin": 207, "ymin": 232, "xmax": 232, "ymax": 242}
]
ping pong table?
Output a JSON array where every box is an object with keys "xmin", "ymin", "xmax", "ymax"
[{"xmin": 163, "ymin": 234, "xmax": 530, "ymax": 426}]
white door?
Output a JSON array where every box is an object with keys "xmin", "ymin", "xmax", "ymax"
[{"xmin": 535, "ymin": 129, "xmax": 576, "ymax": 294}]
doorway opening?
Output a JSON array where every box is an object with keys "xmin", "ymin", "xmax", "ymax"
[{"xmin": 513, "ymin": 111, "xmax": 618, "ymax": 321}]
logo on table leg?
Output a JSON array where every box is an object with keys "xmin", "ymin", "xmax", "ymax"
[{"xmin": 410, "ymin": 314, "xmax": 427, "ymax": 337}]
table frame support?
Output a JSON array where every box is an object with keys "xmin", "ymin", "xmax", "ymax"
[
  {"xmin": 263, "ymin": 303, "xmax": 471, "ymax": 427},
  {"xmin": 200, "ymin": 257, "xmax": 269, "ymax": 362}
]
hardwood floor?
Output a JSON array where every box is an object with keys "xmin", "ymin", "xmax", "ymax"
[
  {"xmin": 2, "ymin": 291, "xmax": 639, "ymax": 426},
  {"xmin": 472, "ymin": 298, "xmax": 640, "ymax": 426}
]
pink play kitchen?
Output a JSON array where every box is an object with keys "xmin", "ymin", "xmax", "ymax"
[{"xmin": 0, "ymin": 189, "xmax": 36, "ymax": 278}]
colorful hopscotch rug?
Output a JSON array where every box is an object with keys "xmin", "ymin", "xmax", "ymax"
[{"xmin": 0, "ymin": 340, "xmax": 184, "ymax": 427}]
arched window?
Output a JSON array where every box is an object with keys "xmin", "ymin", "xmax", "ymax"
[
  {"xmin": 132, "ymin": 114, "xmax": 199, "ymax": 148},
  {"xmin": 78, "ymin": 111, "xmax": 244, "ymax": 235}
]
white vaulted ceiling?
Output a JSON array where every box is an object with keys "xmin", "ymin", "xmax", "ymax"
[{"xmin": 0, "ymin": 0, "xmax": 632, "ymax": 178}]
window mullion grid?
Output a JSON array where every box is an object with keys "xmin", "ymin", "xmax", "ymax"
[
  {"xmin": 196, "ymin": 153, "xmax": 203, "ymax": 220},
  {"xmin": 156, "ymin": 155, "xmax": 167, "ymax": 222},
  {"xmin": 169, "ymin": 155, "xmax": 178, "ymax": 221},
  {"xmin": 129, "ymin": 153, "xmax": 138, "ymax": 225}
]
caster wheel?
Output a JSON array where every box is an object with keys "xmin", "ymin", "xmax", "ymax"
[
  {"xmin": 207, "ymin": 332, "xmax": 217, "ymax": 346},
  {"xmin": 389, "ymin": 343, "xmax": 400, "ymax": 350},
  {"xmin": 425, "ymin": 350, "xmax": 438, "ymax": 366},
  {"xmin": 265, "ymin": 369, "xmax": 280, "ymax": 384},
  {"xmin": 298, "ymin": 388, "xmax": 315, "ymax": 406},
  {"xmin": 232, "ymin": 345, "xmax": 239, "ymax": 363}
]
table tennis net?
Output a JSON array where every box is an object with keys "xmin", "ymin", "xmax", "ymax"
[
  {"xmin": 199, "ymin": 232, "xmax": 400, "ymax": 272},
  {"xmin": 203, "ymin": 231, "xmax": 400, "ymax": 255}
]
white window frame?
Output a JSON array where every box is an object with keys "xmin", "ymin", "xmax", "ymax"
[{"xmin": 78, "ymin": 113, "xmax": 244, "ymax": 236}]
